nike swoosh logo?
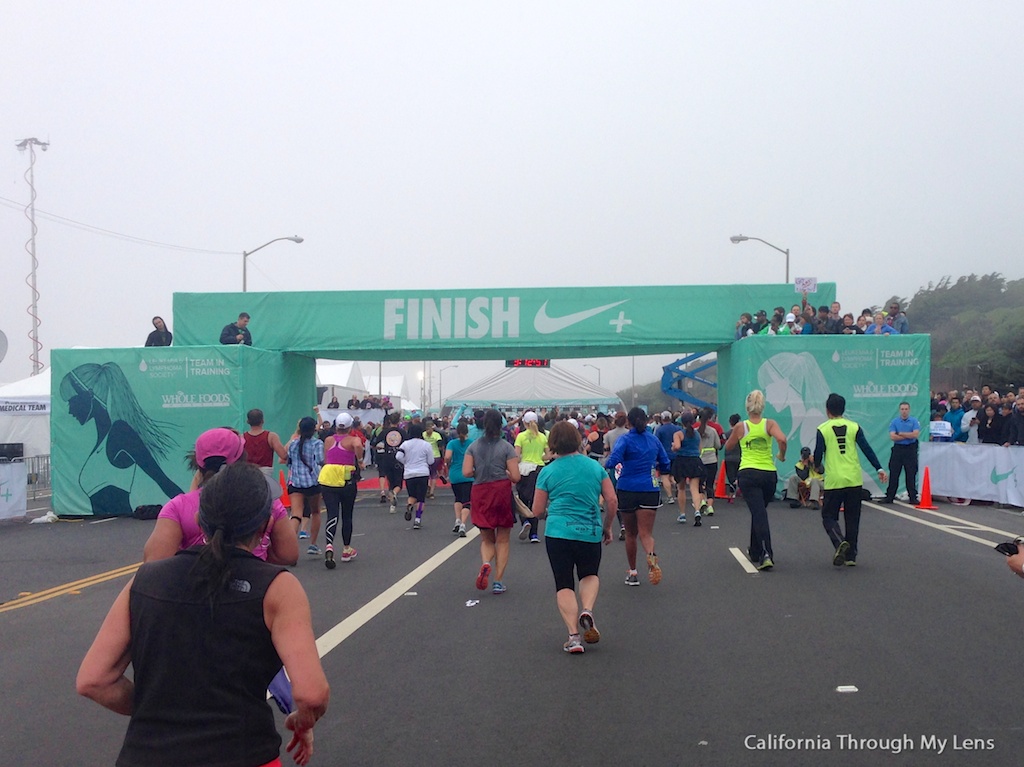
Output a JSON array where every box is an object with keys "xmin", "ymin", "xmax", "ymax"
[
  {"xmin": 533, "ymin": 300, "xmax": 627, "ymax": 334},
  {"xmin": 991, "ymin": 467, "xmax": 1016, "ymax": 484}
]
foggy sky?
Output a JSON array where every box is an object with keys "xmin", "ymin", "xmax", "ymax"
[{"xmin": 2, "ymin": 2, "xmax": 1021, "ymax": 399}]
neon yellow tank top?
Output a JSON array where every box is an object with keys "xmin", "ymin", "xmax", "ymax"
[
  {"xmin": 817, "ymin": 417, "xmax": 862, "ymax": 489},
  {"xmin": 739, "ymin": 419, "xmax": 776, "ymax": 471}
]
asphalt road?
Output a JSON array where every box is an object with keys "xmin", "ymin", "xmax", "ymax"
[{"xmin": 2, "ymin": 489, "xmax": 1024, "ymax": 767}]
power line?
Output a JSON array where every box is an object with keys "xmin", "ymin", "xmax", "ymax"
[{"xmin": 0, "ymin": 195, "xmax": 237, "ymax": 255}]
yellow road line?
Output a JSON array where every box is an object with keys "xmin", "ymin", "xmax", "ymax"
[{"xmin": 0, "ymin": 563, "xmax": 141, "ymax": 614}]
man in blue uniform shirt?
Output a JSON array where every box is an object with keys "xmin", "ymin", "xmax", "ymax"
[{"xmin": 879, "ymin": 401, "xmax": 921, "ymax": 504}]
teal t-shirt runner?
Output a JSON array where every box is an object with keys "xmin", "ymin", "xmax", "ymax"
[
  {"xmin": 536, "ymin": 453, "xmax": 608, "ymax": 543},
  {"xmin": 446, "ymin": 435, "xmax": 475, "ymax": 485}
]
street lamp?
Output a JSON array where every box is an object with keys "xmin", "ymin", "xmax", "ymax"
[
  {"xmin": 729, "ymin": 234, "xmax": 790, "ymax": 284},
  {"xmin": 582, "ymin": 363, "xmax": 601, "ymax": 386},
  {"xmin": 242, "ymin": 235, "xmax": 303, "ymax": 292},
  {"xmin": 16, "ymin": 137, "xmax": 49, "ymax": 376},
  {"xmin": 439, "ymin": 365, "xmax": 459, "ymax": 410},
  {"xmin": 417, "ymin": 368, "xmax": 425, "ymax": 412}
]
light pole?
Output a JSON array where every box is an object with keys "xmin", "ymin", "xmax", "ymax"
[
  {"xmin": 243, "ymin": 236, "xmax": 303, "ymax": 292},
  {"xmin": 16, "ymin": 137, "xmax": 49, "ymax": 376},
  {"xmin": 583, "ymin": 363, "xmax": 601, "ymax": 386},
  {"xmin": 417, "ymin": 368, "xmax": 425, "ymax": 412},
  {"xmin": 439, "ymin": 365, "xmax": 458, "ymax": 411},
  {"xmin": 730, "ymin": 235, "xmax": 790, "ymax": 284}
]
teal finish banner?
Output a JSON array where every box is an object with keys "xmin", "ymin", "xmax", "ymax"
[
  {"xmin": 51, "ymin": 346, "xmax": 315, "ymax": 516},
  {"xmin": 718, "ymin": 334, "xmax": 931, "ymax": 495},
  {"xmin": 173, "ymin": 284, "xmax": 836, "ymax": 360}
]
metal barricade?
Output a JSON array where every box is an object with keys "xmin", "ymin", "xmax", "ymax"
[{"xmin": 18, "ymin": 455, "xmax": 51, "ymax": 501}]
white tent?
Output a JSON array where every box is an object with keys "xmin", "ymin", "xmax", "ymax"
[
  {"xmin": 316, "ymin": 361, "xmax": 367, "ymax": 407},
  {"xmin": 0, "ymin": 369, "xmax": 51, "ymax": 457},
  {"xmin": 443, "ymin": 365, "xmax": 623, "ymax": 410}
]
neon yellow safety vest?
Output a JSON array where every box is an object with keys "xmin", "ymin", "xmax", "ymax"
[
  {"xmin": 817, "ymin": 417, "xmax": 863, "ymax": 489},
  {"xmin": 739, "ymin": 419, "xmax": 776, "ymax": 471}
]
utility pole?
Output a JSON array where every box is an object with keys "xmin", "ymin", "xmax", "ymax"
[{"xmin": 16, "ymin": 138, "xmax": 49, "ymax": 376}]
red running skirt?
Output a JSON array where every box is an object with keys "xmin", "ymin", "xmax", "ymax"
[{"xmin": 470, "ymin": 479, "xmax": 514, "ymax": 529}]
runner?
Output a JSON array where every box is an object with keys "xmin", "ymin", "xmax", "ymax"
[
  {"xmin": 697, "ymin": 409, "xmax": 722, "ymax": 517},
  {"xmin": 319, "ymin": 413, "xmax": 363, "ymax": 569},
  {"xmin": 286, "ymin": 416, "xmax": 325, "ymax": 556},
  {"xmin": 514, "ymin": 411, "xmax": 549, "ymax": 543},
  {"xmin": 531, "ymin": 421, "xmax": 619, "ymax": 654},
  {"xmin": 723, "ymin": 390, "xmax": 787, "ymax": 571},
  {"xmin": 464, "ymin": 409, "xmax": 522, "ymax": 594},
  {"xmin": 445, "ymin": 421, "xmax": 476, "ymax": 537},
  {"xmin": 372, "ymin": 412, "xmax": 406, "ymax": 512},
  {"xmin": 143, "ymin": 427, "xmax": 298, "ymax": 566},
  {"xmin": 243, "ymin": 408, "xmax": 288, "ymax": 478},
  {"xmin": 814, "ymin": 393, "xmax": 887, "ymax": 567},
  {"xmin": 604, "ymin": 407, "xmax": 671, "ymax": 586},
  {"xmin": 396, "ymin": 423, "xmax": 433, "ymax": 529},
  {"xmin": 603, "ymin": 411, "xmax": 630, "ymax": 541},
  {"xmin": 671, "ymin": 412, "xmax": 705, "ymax": 526},
  {"xmin": 77, "ymin": 462, "xmax": 329, "ymax": 767},
  {"xmin": 423, "ymin": 418, "xmax": 444, "ymax": 499},
  {"xmin": 653, "ymin": 411, "xmax": 680, "ymax": 504}
]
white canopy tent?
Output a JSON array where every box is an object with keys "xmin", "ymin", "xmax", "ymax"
[
  {"xmin": 0, "ymin": 369, "xmax": 51, "ymax": 457},
  {"xmin": 443, "ymin": 365, "xmax": 623, "ymax": 410}
]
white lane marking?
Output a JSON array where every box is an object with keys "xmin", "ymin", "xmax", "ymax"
[
  {"xmin": 729, "ymin": 547, "xmax": 758, "ymax": 574},
  {"xmin": 89, "ymin": 517, "xmax": 116, "ymax": 524},
  {"xmin": 314, "ymin": 527, "xmax": 479, "ymax": 657},
  {"xmin": 870, "ymin": 504, "xmax": 999, "ymax": 546},
  {"xmin": 869, "ymin": 500, "xmax": 1020, "ymax": 538},
  {"xmin": 836, "ymin": 685, "xmax": 859, "ymax": 693}
]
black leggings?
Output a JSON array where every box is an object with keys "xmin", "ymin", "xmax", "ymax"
[{"xmin": 322, "ymin": 482, "xmax": 357, "ymax": 547}]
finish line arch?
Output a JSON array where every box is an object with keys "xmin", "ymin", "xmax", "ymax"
[{"xmin": 55, "ymin": 283, "xmax": 865, "ymax": 515}]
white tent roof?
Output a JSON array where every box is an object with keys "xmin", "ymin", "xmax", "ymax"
[
  {"xmin": 363, "ymin": 375, "xmax": 410, "ymax": 401},
  {"xmin": 0, "ymin": 369, "xmax": 50, "ymax": 397},
  {"xmin": 315, "ymin": 361, "xmax": 364, "ymax": 389},
  {"xmin": 443, "ymin": 365, "xmax": 623, "ymax": 409}
]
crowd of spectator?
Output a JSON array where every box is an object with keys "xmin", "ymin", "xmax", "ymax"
[
  {"xmin": 329, "ymin": 393, "xmax": 393, "ymax": 411},
  {"xmin": 735, "ymin": 297, "xmax": 910, "ymax": 338},
  {"xmin": 929, "ymin": 387, "xmax": 1024, "ymax": 446}
]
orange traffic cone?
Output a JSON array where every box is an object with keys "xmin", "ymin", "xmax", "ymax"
[
  {"xmin": 915, "ymin": 466, "xmax": 937, "ymax": 510},
  {"xmin": 714, "ymin": 462, "xmax": 729, "ymax": 501},
  {"xmin": 278, "ymin": 470, "xmax": 291, "ymax": 508}
]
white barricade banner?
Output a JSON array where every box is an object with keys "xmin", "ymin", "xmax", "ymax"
[
  {"xmin": 0, "ymin": 462, "xmax": 28, "ymax": 520},
  {"xmin": 920, "ymin": 443, "xmax": 1024, "ymax": 506}
]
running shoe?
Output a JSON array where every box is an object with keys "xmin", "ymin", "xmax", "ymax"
[
  {"xmin": 341, "ymin": 547, "xmax": 357, "ymax": 562},
  {"xmin": 413, "ymin": 517, "xmax": 421, "ymax": 530},
  {"xmin": 676, "ymin": 513, "xmax": 687, "ymax": 524},
  {"xmin": 519, "ymin": 522, "xmax": 532, "ymax": 541},
  {"xmin": 694, "ymin": 514, "xmax": 702, "ymax": 527},
  {"xmin": 404, "ymin": 506, "xmax": 413, "ymax": 521},
  {"xmin": 699, "ymin": 502, "xmax": 708, "ymax": 515},
  {"xmin": 665, "ymin": 495, "xmax": 676, "ymax": 505},
  {"xmin": 379, "ymin": 494, "xmax": 388, "ymax": 504},
  {"xmin": 492, "ymin": 581, "xmax": 506, "ymax": 595},
  {"xmin": 389, "ymin": 503, "xmax": 397, "ymax": 514},
  {"xmin": 618, "ymin": 526, "xmax": 626, "ymax": 541},
  {"xmin": 704, "ymin": 504, "xmax": 714, "ymax": 516},
  {"xmin": 833, "ymin": 541, "xmax": 850, "ymax": 567},
  {"xmin": 298, "ymin": 530, "xmax": 309, "ymax": 540},
  {"xmin": 579, "ymin": 610, "xmax": 600, "ymax": 644},
  {"xmin": 757, "ymin": 555, "xmax": 774, "ymax": 571},
  {"xmin": 324, "ymin": 548, "xmax": 336, "ymax": 569},
  {"xmin": 647, "ymin": 553, "xmax": 662, "ymax": 585},
  {"xmin": 458, "ymin": 524, "xmax": 467, "ymax": 538},
  {"xmin": 844, "ymin": 559, "xmax": 857, "ymax": 567},
  {"xmin": 530, "ymin": 533, "xmax": 539, "ymax": 543},
  {"xmin": 452, "ymin": 521, "xmax": 462, "ymax": 534},
  {"xmin": 476, "ymin": 563, "xmax": 491, "ymax": 590},
  {"xmin": 307, "ymin": 545, "xmax": 321, "ymax": 556},
  {"xmin": 624, "ymin": 570, "xmax": 640, "ymax": 586},
  {"xmin": 563, "ymin": 634, "xmax": 585, "ymax": 654},
  {"xmin": 427, "ymin": 490, "xmax": 435, "ymax": 500}
]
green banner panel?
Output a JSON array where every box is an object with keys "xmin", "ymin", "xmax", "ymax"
[
  {"xmin": 718, "ymin": 334, "xmax": 931, "ymax": 494},
  {"xmin": 51, "ymin": 346, "xmax": 314, "ymax": 516},
  {"xmin": 173, "ymin": 284, "xmax": 836, "ymax": 360}
]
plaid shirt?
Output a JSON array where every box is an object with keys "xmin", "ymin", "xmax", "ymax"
[{"xmin": 287, "ymin": 437, "xmax": 324, "ymax": 488}]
